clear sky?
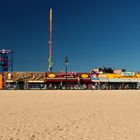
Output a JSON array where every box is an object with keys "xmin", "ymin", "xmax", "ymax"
[{"xmin": 0, "ymin": 0, "xmax": 140, "ymax": 72}]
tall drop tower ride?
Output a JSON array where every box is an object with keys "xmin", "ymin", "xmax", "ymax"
[{"xmin": 48, "ymin": 8, "xmax": 53, "ymax": 72}]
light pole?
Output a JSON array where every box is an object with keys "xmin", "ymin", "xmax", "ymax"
[{"xmin": 65, "ymin": 56, "xmax": 68, "ymax": 89}]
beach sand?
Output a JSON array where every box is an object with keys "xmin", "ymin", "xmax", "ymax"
[{"xmin": 0, "ymin": 90, "xmax": 140, "ymax": 140}]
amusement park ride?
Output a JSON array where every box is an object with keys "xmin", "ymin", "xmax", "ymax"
[
  {"xmin": 0, "ymin": 49, "xmax": 13, "ymax": 72},
  {"xmin": 48, "ymin": 8, "xmax": 53, "ymax": 72}
]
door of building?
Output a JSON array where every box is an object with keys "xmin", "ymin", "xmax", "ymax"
[{"xmin": 17, "ymin": 81, "xmax": 25, "ymax": 90}]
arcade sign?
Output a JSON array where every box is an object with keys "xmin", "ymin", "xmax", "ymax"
[{"xmin": 5, "ymin": 72, "xmax": 45, "ymax": 81}]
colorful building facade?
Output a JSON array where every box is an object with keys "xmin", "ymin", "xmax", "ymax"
[{"xmin": 2, "ymin": 71, "xmax": 140, "ymax": 90}]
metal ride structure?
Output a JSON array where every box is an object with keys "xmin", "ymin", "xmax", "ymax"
[
  {"xmin": 48, "ymin": 8, "xmax": 53, "ymax": 72},
  {"xmin": 0, "ymin": 49, "xmax": 13, "ymax": 72}
]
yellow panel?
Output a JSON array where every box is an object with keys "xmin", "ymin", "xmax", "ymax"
[
  {"xmin": 48, "ymin": 73, "xmax": 56, "ymax": 78},
  {"xmin": 107, "ymin": 74, "xmax": 122, "ymax": 78},
  {"xmin": 81, "ymin": 74, "xmax": 89, "ymax": 78},
  {"xmin": 107, "ymin": 73, "xmax": 140, "ymax": 79},
  {"xmin": 135, "ymin": 74, "xmax": 140, "ymax": 78}
]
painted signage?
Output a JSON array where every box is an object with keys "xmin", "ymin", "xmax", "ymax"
[
  {"xmin": 106, "ymin": 74, "xmax": 121, "ymax": 78},
  {"xmin": 91, "ymin": 74, "xmax": 99, "ymax": 81},
  {"xmin": 5, "ymin": 72, "xmax": 45, "ymax": 82},
  {"xmin": 47, "ymin": 72, "xmax": 78, "ymax": 78},
  {"xmin": 56, "ymin": 72, "xmax": 78, "ymax": 78},
  {"xmin": 48, "ymin": 73, "xmax": 56, "ymax": 78},
  {"xmin": 107, "ymin": 74, "xmax": 140, "ymax": 79},
  {"xmin": 81, "ymin": 74, "xmax": 89, "ymax": 78},
  {"xmin": 91, "ymin": 77, "xmax": 99, "ymax": 81},
  {"xmin": 121, "ymin": 72, "xmax": 135, "ymax": 76},
  {"xmin": 46, "ymin": 72, "xmax": 90, "ymax": 81},
  {"xmin": 99, "ymin": 74, "xmax": 107, "ymax": 79}
]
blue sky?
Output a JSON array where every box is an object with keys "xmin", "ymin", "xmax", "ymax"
[{"xmin": 0, "ymin": 0, "xmax": 140, "ymax": 72}]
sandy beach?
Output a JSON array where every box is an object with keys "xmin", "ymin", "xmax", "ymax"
[{"xmin": 0, "ymin": 90, "xmax": 140, "ymax": 140}]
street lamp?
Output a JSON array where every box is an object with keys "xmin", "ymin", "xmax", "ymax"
[{"xmin": 65, "ymin": 56, "xmax": 68, "ymax": 89}]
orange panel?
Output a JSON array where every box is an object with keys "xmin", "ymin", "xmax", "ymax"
[{"xmin": 0, "ymin": 74, "xmax": 2, "ymax": 89}]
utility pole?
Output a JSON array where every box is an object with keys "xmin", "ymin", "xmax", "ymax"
[{"xmin": 65, "ymin": 56, "xmax": 68, "ymax": 89}]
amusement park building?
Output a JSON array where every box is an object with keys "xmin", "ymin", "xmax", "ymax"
[
  {"xmin": 3, "ymin": 72, "xmax": 92, "ymax": 90},
  {"xmin": 0, "ymin": 70, "xmax": 140, "ymax": 90}
]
